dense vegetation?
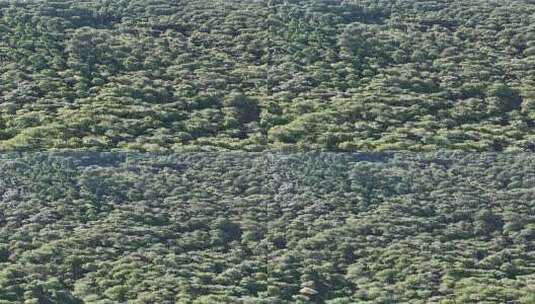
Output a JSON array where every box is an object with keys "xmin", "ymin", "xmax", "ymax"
[
  {"xmin": 0, "ymin": 153, "xmax": 534, "ymax": 303},
  {"xmin": 1, "ymin": 1, "xmax": 534, "ymax": 303},
  {"xmin": 1, "ymin": 0, "xmax": 534, "ymax": 151}
]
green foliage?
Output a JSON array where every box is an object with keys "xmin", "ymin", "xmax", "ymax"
[
  {"xmin": 0, "ymin": 0, "xmax": 534, "ymax": 151},
  {"xmin": 0, "ymin": 153, "xmax": 533, "ymax": 303},
  {"xmin": 1, "ymin": 0, "xmax": 534, "ymax": 302}
]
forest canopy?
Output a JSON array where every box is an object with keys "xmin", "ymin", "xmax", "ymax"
[
  {"xmin": 0, "ymin": 0, "xmax": 534, "ymax": 151},
  {"xmin": 1, "ymin": 1, "xmax": 534, "ymax": 303},
  {"xmin": 0, "ymin": 152, "xmax": 534, "ymax": 303}
]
